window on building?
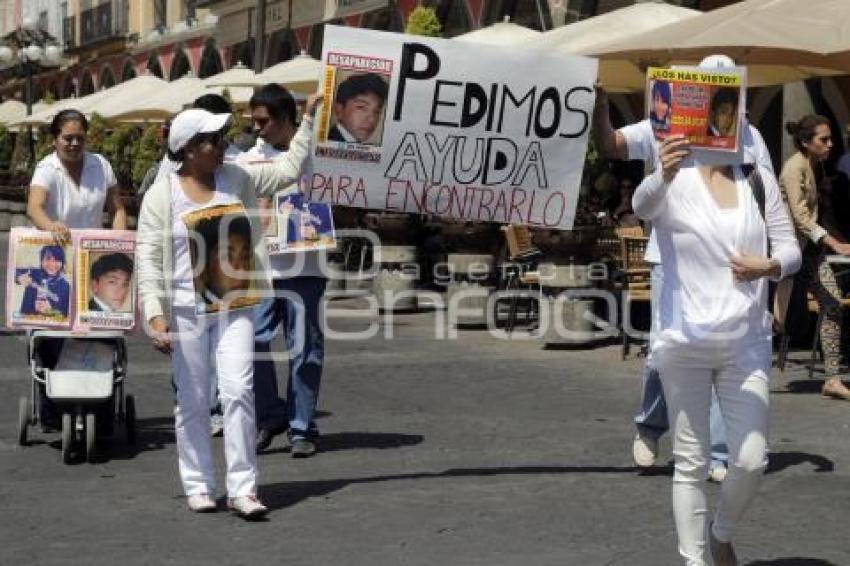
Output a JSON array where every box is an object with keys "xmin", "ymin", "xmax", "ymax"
[
  {"xmin": 422, "ymin": 0, "xmax": 472, "ymax": 37},
  {"xmin": 483, "ymin": 0, "xmax": 552, "ymax": 30},
  {"xmin": 38, "ymin": 10, "xmax": 48, "ymax": 31},
  {"xmin": 154, "ymin": 0, "xmax": 167, "ymax": 31},
  {"xmin": 361, "ymin": 7, "xmax": 404, "ymax": 32},
  {"xmin": 80, "ymin": 72, "xmax": 95, "ymax": 96},
  {"xmin": 229, "ymin": 39, "xmax": 254, "ymax": 69}
]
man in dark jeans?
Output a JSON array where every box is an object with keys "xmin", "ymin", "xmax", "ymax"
[{"xmin": 244, "ymin": 84, "xmax": 326, "ymax": 457}]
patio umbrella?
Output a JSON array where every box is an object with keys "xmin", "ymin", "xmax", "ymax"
[
  {"xmin": 258, "ymin": 53, "xmax": 322, "ymax": 93},
  {"xmin": 0, "ymin": 100, "xmax": 26, "ymax": 125},
  {"xmin": 530, "ymin": 2, "xmax": 700, "ymax": 56},
  {"xmin": 13, "ymin": 75, "xmax": 168, "ymax": 126},
  {"xmin": 453, "ymin": 17, "xmax": 541, "ymax": 45},
  {"xmin": 100, "ymin": 76, "xmax": 206, "ymax": 122},
  {"xmin": 588, "ymin": 0, "xmax": 850, "ymax": 91},
  {"xmin": 202, "ymin": 62, "xmax": 259, "ymax": 88}
]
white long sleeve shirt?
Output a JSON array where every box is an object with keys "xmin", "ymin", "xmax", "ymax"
[{"xmin": 633, "ymin": 164, "xmax": 800, "ymax": 349}]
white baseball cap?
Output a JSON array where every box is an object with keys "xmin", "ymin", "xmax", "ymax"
[
  {"xmin": 168, "ymin": 108, "xmax": 231, "ymax": 153},
  {"xmin": 698, "ymin": 54, "xmax": 736, "ymax": 69}
]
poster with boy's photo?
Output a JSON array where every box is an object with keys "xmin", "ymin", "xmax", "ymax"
[
  {"xmin": 6, "ymin": 228, "xmax": 73, "ymax": 329},
  {"xmin": 274, "ymin": 192, "xmax": 336, "ymax": 254},
  {"xmin": 74, "ymin": 230, "xmax": 137, "ymax": 331},
  {"xmin": 316, "ymin": 57, "xmax": 391, "ymax": 165},
  {"xmin": 646, "ymin": 66, "xmax": 745, "ymax": 153},
  {"xmin": 182, "ymin": 203, "xmax": 260, "ymax": 315}
]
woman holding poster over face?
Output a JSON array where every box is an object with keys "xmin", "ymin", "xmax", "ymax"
[
  {"xmin": 24, "ymin": 109, "xmax": 128, "ymax": 432},
  {"xmin": 633, "ymin": 132, "xmax": 800, "ymax": 565},
  {"xmin": 136, "ymin": 94, "xmax": 320, "ymax": 519}
]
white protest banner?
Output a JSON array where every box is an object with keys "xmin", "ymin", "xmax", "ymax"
[{"xmin": 311, "ymin": 25, "xmax": 598, "ymax": 230}]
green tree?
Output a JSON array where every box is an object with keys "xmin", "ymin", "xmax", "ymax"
[
  {"xmin": 33, "ymin": 126, "xmax": 53, "ymax": 164},
  {"xmin": 0, "ymin": 124, "xmax": 13, "ymax": 171},
  {"xmin": 86, "ymin": 112, "xmax": 108, "ymax": 155},
  {"xmin": 405, "ymin": 6, "xmax": 442, "ymax": 37},
  {"xmin": 132, "ymin": 123, "xmax": 161, "ymax": 187}
]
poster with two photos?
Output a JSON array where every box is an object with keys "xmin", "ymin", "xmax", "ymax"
[{"xmin": 6, "ymin": 228, "xmax": 136, "ymax": 331}]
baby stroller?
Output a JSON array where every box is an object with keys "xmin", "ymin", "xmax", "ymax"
[{"xmin": 17, "ymin": 330, "xmax": 136, "ymax": 464}]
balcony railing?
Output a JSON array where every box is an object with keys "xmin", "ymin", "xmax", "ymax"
[{"xmin": 79, "ymin": 1, "xmax": 128, "ymax": 46}]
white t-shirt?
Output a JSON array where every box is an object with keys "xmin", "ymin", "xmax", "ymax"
[
  {"xmin": 30, "ymin": 151, "xmax": 116, "ymax": 229},
  {"xmin": 237, "ymin": 138, "xmax": 326, "ymax": 280},
  {"xmin": 618, "ymin": 119, "xmax": 775, "ymax": 263},
  {"xmin": 169, "ymin": 171, "xmax": 244, "ymax": 309}
]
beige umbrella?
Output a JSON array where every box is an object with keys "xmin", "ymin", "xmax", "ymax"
[
  {"xmin": 589, "ymin": 0, "xmax": 850, "ymax": 91},
  {"xmin": 258, "ymin": 53, "xmax": 322, "ymax": 93},
  {"xmin": 531, "ymin": 2, "xmax": 700, "ymax": 55},
  {"xmin": 454, "ymin": 17, "xmax": 541, "ymax": 45},
  {"xmin": 0, "ymin": 99, "xmax": 26, "ymax": 125},
  {"xmin": 202, "ymin": 62, "xmax": 259, "ymax": 88},
  {"xmin": 100, "ymin": 76, "xmax": 205, "ymax": 122},
  {"xmin": 13, "ymin": 75, "xmax": 168, "ymax": 126}
]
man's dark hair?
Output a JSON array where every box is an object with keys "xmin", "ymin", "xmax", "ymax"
[
  {"xmin": 249, "ymin": 83, "xmax": 297, "ymax": 125},
  {"xmin": 335, "ymin": 73, "xmax": 388, "ymax": 106},
  {"xmin": 710, "ymin": 88, "xmax": 738, "ymax": 114},
  {"xmin": 50, "ymin": 109, "xmax": 88, "ymax": 137},
  {"xmin": 90, "ymin": 253, "xmax": 133, "ymax": 280},
  {"xmin": 193, "ymin": 93, "xmax": 233, "ymax": 115}
]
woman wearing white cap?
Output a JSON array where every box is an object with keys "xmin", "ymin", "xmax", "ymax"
[
  {"xmin": 136, "ymin": 94, "xmax": 320, "ymax": 518},
  {"xmin": 633, "ymin": 65, "xmax": 801, "ymax": 563}
]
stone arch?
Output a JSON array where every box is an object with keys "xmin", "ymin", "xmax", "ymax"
[
  {"xmin": 121, "ymin": 59, "xmax": 137, "ymax": 81},
  {"xmin": 79, "ymin": 71, "xmax": 95, "ymax": 96},
  {"xmin": 361, "ymin": 5, "xmax": 404, "ymax": 31},
  {"xmin": 147, "ymin": 52, "xmax": 164, "ymax": 78},
  {"xmin": 169, "ymin": 47, "xmax": 192, "ymax": 80},
  {"xmin": 61, "ymin": 74, "xmax": 76, "ymax": 98},
  {"xmin": 198, "ymin": 38, "xmax": 224, "ymax": 79},
  {"xmin": 99, "ymin": 65, "xmax": 116, "ymax": 89},
  {"xmin": 265, "ymin": 27, "xmax": 298, "ymax": 68}
]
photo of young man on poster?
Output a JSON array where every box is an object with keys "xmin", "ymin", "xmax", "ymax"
[
  {"xmin": 87, "ymin": 252, "xmax": 134, "ymax": 312},
  {"xmin": 328, "ymin": 72, "xmax": 389, "ymax": 145},
  {"xmin": 707, "ymin": 87, "xmax": 739, "ymax": 138}
]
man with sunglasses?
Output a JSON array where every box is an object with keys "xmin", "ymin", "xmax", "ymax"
[{"xmin": 240, "ymin": 84, "xmax": 327, "ymax": 458}]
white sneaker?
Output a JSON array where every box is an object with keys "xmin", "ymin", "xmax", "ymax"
[
  {"xmin": 708, "ymin": 463, "xmax": 728, "ymax": 483},
  {"xmin": 187, "ymin": 493, "xmax": 217, "ymax": 513},
  {"xmin": 228, "ymin": 494, "xmax": 269, "ymax": 519},
  {"xmin": 632, "ymin": 432, "xmax": 658, "ymax": 467}
]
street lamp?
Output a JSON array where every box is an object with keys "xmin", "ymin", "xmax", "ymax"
[{"xmin": 0, "ymin": 22, "xmax": 64, "ymax": 115}]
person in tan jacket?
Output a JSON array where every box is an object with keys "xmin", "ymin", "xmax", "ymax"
[{"xmin": 779, "ymin": 114, "xmax": 850, "ymax": 400}]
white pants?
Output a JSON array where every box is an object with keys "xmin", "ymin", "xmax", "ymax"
[
  {"xmin": 655, "ymin": 340, "xmax": 770, "ymax": 566},
  {"xmin": 171, "ymin": 308, "xmax": 258, "ymax": 497}
]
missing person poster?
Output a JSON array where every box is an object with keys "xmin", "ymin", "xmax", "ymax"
[
  {"xmin": 267, "ymin": 192, "xmax": 336, "ymax": 254},
  {"xmin": 312, "ymin": 25, "xmax": 598, "ymax": 230},
  {"xmin": 6, "ymin": 228, "xmax": 73, "ymax": 329},
  {"xmin": 646, "ymin": 66, "xmax": 745, "ymax": 153},
  {"xmin": 181, "ymin": 203, "xmax": 261, "ymax": 315},
  {"xmin": 74, "ymin": 230, "xmax": 136, "ymax": 331}
]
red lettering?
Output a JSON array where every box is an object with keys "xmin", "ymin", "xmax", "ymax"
[
  {"xmin": 543, "ymin": 191, "xmax": 566, "ymax": 227},
  {"xmin": 508, "ymin": 188, "xmax": 527, "ymax": 223},
  {"xmin": 476, "ymin": 188, "xmax": 495, "ymax": 221}
]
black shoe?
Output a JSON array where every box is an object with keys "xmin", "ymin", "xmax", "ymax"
[
  {"xmin": 256, "ymin": 428, "xmax": 276, "ymax": 453},
  {"xmin": 291, "ymin": 437, "xmax": 317, "ymax": 458}
]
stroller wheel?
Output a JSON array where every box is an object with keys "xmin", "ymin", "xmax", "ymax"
[
  {"xmin": 125, "ymin": 395, "xmax": 136, "ymax": 446},
  {"xmin": 61, "ymin": 413, "xmax": 73, "ymax": 464},
  {"xmin": 17, "ymin": 396, "xmax": 29, "ymax": 446},
  {"xmin": 85, "ymin": 412, "xmax": 97, "ymax": 464}
]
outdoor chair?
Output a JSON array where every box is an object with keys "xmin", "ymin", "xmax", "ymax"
[
  {"xmin": 500, "ymin": 224, "xmax": 543, "ymax": 332},
  {"xmin": 617, "ymin": 230, "xmax": 650, "ymax": 360}
]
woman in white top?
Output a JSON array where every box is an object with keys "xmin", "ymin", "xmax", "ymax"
[
  {"xmin": 633, "ymin": 134, "xmax": 800, "ymax": 566},
  {"xmin": 136, "ymin": 95, "xmax": 319, "ymax": 519},
  {"xmin": 25, "ymin": 108, "xmax": 127, "ymax": 432},
  {"xmin": 28, "ymin": 109, "xmax": 127, "ymax": 241}
]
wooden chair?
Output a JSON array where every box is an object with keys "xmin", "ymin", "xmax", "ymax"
[
  {"xmin": 618, "ymin": 233, "xmax": 651, "ymax": 359},
  {"xmin": 500, "ymin": 224, "xmax": 543, "ymax": 332}
]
